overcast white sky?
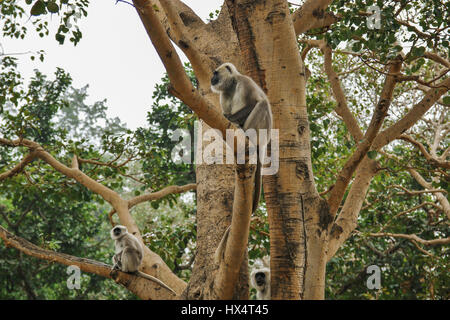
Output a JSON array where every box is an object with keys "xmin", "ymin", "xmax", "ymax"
[{"xmin": 1, "ymin": 0, "xmax": 223, "ymax": 129}]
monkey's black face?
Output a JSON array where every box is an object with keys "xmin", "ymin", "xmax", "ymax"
[
  {"xmin": 255, "ymin": 272, "xmax": 266, "ymax": 286},
  {"xmin": 113, "ymin": 227, "xmax": 122, "ymax": 237},
  {"xmin": 211, "ymin": 71, "xmax": 220, "ymax": 86}
]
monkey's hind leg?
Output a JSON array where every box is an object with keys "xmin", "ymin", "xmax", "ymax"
[{"xmin": 243, "ymin": 100, "xmax": 272, "ymax": 133}]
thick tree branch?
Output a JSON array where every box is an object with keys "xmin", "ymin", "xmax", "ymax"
[
  {"xmin": 213, "ymin": 163, "xmax": 255, "ymax": 299},
  {"xmin": 372, "ymin": 77, "xmax": 450, "ymax": 150},
  {"xmin": 319, "ymin": 40, "xmax": 364, "ymax": 141},
  {"xmin": 132, "ymin": 0, "xmax": 233, "ymax": 139},
  {"xmin": 362, "ymin": 231, "xmax": 450, "ymax": 246},
  {"xmin": 224, "ymin": 0, "xmax": 266, "ymax": 88},
  {"xmin": 292, "ymin": 0, "xmax": 335, "ymax": 36},
  {"xmin": 327, "ymin": 157, "xmax": 378, "ymax": 260},
  {"xmin": 0, "ymin": 225, "xmax": 177, "ymax": 299},
  {"xmin": 327, "ymin": 55, "xmax": 404, "ymax": 217}
]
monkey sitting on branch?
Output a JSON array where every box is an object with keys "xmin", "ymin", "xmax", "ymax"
[
  {"xmin": 211, "ymin": 62, "xmax": 273, "ymax": 213},
  {"xmin": 211, "ymin": 62, "xmax": 273, "ymax": 264},
  {"xmin": 110, "ymin": 225, "xmax": 176, "ymax": 295}
]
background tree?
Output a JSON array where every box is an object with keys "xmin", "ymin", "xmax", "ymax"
[
  {"xmin": 0, "ymin": 58, "xmax": 134, "ymax": 299},
  {"xmin": 0, "ymin": 0, "xmax": 449, "ymax": 300}
]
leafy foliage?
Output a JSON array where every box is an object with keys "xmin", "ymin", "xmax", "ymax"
[
  {"xmin": 0, "ymin": 56, "xmax": 199, "ymax": 298},
  {"xmin": 1, "ymin": 0, "xmax": 88, "ymax": 46},
  {"xmin": 325, "ymin": 0, "xmax": 449, "ymax": 62},
  {"xmin": 134, "ymin": 63, "xmax": 197, "ymax": 206},
  {"xmin": 301, "ymin": 47, "xmax": 449, "ymax": 299},
  {"xmin": 0, "ymin": 61, "xmax": 136, "ymax": 299}
]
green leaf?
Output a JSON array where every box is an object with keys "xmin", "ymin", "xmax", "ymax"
[
  {"xmin": 367, "ymin": 150, "xmax": 377, "ymax": 159},
  {"xmin": 55, "ymin": 33, "xmax": 65, "ymax": 44},
  {"xmin": 47, "ymin": 2, "xmax": 60, "ymax": 13},
  {"xmin": 411, "ymin": 46, "xmax": 425, "ymax": 58},
  {"xmin": 30, "ymin": 0, "xmax": 47, "ymax": 16},
  {"xmin": 443, "ymin": 96, "xmax": 450, "ymax": 106},
  {"xmin": 352, "ymin": 41, "xmax": 362, "ymax": 52},
  {"xmin": 388, "ymin": 33, "xmax": 396, "ymax": 44}
]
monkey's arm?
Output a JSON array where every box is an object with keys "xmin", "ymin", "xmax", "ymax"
[{"xmin": 112, "ymin": 252, "xmax": 122, "ymax": 270}]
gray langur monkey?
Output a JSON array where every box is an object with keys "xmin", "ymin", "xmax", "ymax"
[
  {"xmin": 211, "ymin": 62, "xmax": 273, "ymax": 213},
  {"xmin": 110, "ymin": 225, "xmax": 176, "ymax": 295},
  {"xmin": 211, "ymin": 62, "xmax": 273, "ymax": 264},
  {"xmin": 250, "ymin": 267, "xmax": 271, "ymax": 300}
]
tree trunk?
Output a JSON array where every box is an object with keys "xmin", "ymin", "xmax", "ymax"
[
  {"xmin": 183, "ymin": 121, "xmax": 249, "ymax": 300},
  {"xmin": 224, "ymin": 0, "xmax": 330, "ymax": 299}
]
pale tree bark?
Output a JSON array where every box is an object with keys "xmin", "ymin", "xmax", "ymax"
[{"xmin": 292, "ymin": 0, "xmax": 335, "ymax": 36}]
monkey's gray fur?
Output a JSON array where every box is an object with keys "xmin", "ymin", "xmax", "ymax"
[
  {"xmin": 211, "ymin": 63, "xmax": 273, "ymax": 264},
  {"xmin": 111, "ymin": 225, "xmax": 176, "ymax": 295},
  {"xmin": 211, "ymin": 62, "xmax": 273, "ymax": 265},
  {"xmin": 250, "ymin": 267, "xmax": 271, "ymax": 300},
  {"xmin": 211, "ymin": 62, "xmax": 272, "ymax": 136}
]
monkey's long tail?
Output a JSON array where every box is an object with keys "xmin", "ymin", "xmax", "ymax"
[
  {"xmin": 135, "ymin": 271, "xmax": 177, "ymax": 295},
  {"xmin": 252, "ymin": 156, "xmax": 262, "ymax": 213}
]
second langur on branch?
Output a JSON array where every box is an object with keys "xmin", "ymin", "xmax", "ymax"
[
  {"xmin": 211, "ymin": 62, "xmax": 273, "ymax": 263},
  {"xmin": 110, "ymin": 225, "xmax": 176, "ymax": 295}
]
